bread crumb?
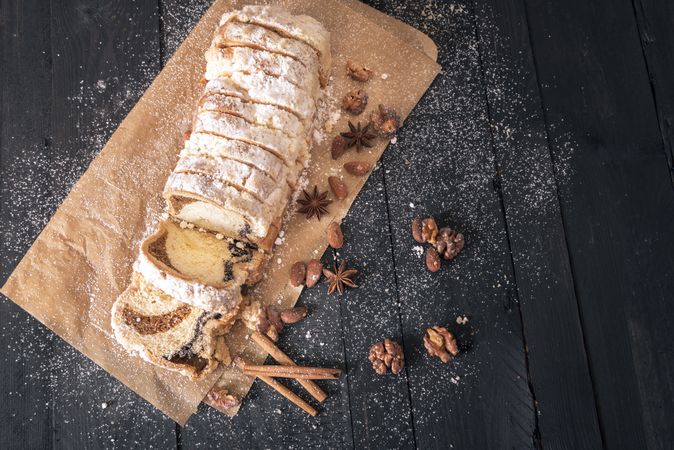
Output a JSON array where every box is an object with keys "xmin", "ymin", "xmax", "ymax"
[
  {"xmin": 390, "ymin": 136, "xmax": 398, "ymax": 144},
  {"xmin": 101, "ymin": 402, "xmax": 108, "ymax": 409},
  {"xmin": 215, "ymin": 233, "xmax": 224, "ymax": 240},
  {"xmin": 179, "ymin": 221, "xmax": 188, "ymax": 229},
  {"xmin": 381, "ymin": 73, "xmax": 389, "ymax": 80}
]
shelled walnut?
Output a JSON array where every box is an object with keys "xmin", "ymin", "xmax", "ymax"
[
  {"xmin": 423, "ymin": 326, "xmax": 459, "ymax": 363},
  {"xmin": 207, "ymin": 388, "xmax": 240, "ymax": 410},
  {"xmin": 368, "ymin": 338, "xmax": 405, "ymax": 375}
]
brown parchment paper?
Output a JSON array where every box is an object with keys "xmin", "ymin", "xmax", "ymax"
[{"xmin": 1, "ymin": 0, "xmax": 439, "ymax": 425}]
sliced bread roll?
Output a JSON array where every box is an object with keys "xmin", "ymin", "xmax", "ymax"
[
  {"xmin": 219, "ymin": 5, "xmax": 331, "ymax": 84},
  {"xmin": 213, "ymin": 21, "xmax": 321, "ymax": 82},
  {"xmin": 111, "ymin": 273, "xmax": 236, "ymax": 380},
  {"xmin": 114, "ymin": 6, "xmax": 330, "ymax": 379}
]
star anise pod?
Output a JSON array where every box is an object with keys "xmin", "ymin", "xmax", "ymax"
[
  {"xmin": 340, "ymin": 121, "xmax": 376, "ymax": 152},
  {"xmin": 297, "ymin": 185, "xmax": 332, "ymax": 221},
  {"xmin": 322, "ymin": 260, "xmax": 358, "ymax": 295}
]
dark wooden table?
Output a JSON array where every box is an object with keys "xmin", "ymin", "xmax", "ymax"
[{"xmin": 2, "ymin": 0, "xmax": 673, "ymax": 448}]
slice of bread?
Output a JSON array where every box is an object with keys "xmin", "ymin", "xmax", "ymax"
[
  {"xmin": 134, "ymin": 219, "xmax": 265, "ymax": 311},
  {"xmin": 111, "ymin": 273, "xmax": 236, "ymax": 380}
]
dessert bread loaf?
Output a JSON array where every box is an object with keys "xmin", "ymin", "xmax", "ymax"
[{"xmin": 113, "ymin": 6, "xmax": 330, "ymax": 379}]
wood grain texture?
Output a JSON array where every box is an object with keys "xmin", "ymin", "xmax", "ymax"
[
  {"xmin": 3, "ymin": 0, "xmax": 674, "ymax": 447},
  {"xmin": 332, "ymin": 171, "xmax": 416, "ymax": 450},
  {"xmin": 1, "ymin": 2, "xmax": 55, "ymax": 448},
  {"xmin": 524, "ymin": 0, "xmax": 674, "ymax": 448},
  {"xmin": 474, "ymin": 1, "xmax": 603, "ymax": 448},
  {"xmin": 633, "ymin": 0, "xmax": 674, "ymax": 183},
  {"xmin": 366, "ymin": 1, "xmax": 537, "ymax": 448},
  {"xmin": 47, "ymin": 0, "xmax": 175, "ymax": 447}
]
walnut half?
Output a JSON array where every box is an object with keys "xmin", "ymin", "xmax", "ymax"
[{"xmin": 423, "ymin": 326, "xmax": 459, "ymax": 363}]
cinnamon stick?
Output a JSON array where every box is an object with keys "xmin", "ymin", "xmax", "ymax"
[
  {"xmin": 235, "ymin": 358, "xmax": 317, "ymax": 417},
  {"xmin": 251, "ymin": 331, "xmax": 328, "ymax": 402},
  {"xmin": 243, "ymin": 364, "xmax": 341, "ymax": 380}
]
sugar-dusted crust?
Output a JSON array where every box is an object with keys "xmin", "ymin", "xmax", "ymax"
[
  {"xmin": 203, "ymin": 77, "xmax": 315, "ymax": 123},
  {"xmin": 213, "ymin": 21, "xmax": 321, "ymax": 84},
  {"xmin": 193, "ymin": 111, "xmax": 309, "ymax": 165},
  {"xmin": 184, "ymin": 135, "xmax": 287, "ymax": 183},
  {"xmin": 204, "ymin": 46, "xmax": 319, "ymax": 98},
  {"xmin": 173, "ymin": 155, "xmax": 287, "ymax": 205},
  {"xmin": 198, "ymin": 92, "xmax": 305, "ymax": 139},
  {"xmin": 218, "ymin": 5, "xmax": 331, "ymax": 84}
]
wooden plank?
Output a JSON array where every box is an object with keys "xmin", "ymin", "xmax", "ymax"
[
  {"xmin": 524, "ymin": 0, "xmax": 674, "ymax": 448},
  {"xmin": 367, "ymin": 1, "xmax": 538, "ymax": 448},
  {"xmin": 0, "ymin": 0, "xmax": 55, "ymax": 448},
  {"xmin": 633, "ymin": 0, "xmax": 674, "ymax": 182},
  {"xmin": 47, "ymin": 0, "xmax": 176, "ymax": 447},
  {"xmin": 473, "ymin": 1, "xmax": 603, "ymax": 448},
  {"xmin": 333, "ymin": 171, "xmax": 416, "ymax": 449}
]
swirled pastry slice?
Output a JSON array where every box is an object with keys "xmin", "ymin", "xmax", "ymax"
[
  {"xmin": 134, "ymin": 219, "xmax": 265, "ymax": 311},
  {"xmin": 111, "ymin": 273, "xmax": 237, "ymax": 380}
]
